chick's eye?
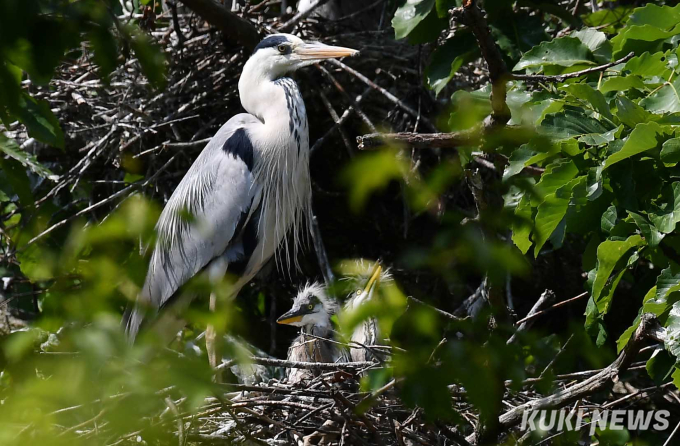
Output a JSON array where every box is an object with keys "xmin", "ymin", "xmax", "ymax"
[
  {"xmin": 308, "ymin": 304, "xmax": 313, "ymax": 310},
  {"xmin": 278, "ymin": 44, "xmax": 287, "ymax": 53}
]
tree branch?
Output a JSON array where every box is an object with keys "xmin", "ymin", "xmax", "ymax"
[
  {"xmin": 179, "ymin": 0, "xmax": 260, "ymax": 51},
  {"xmin": 451, "ymin": 0, "xmax": 510, "ymax": 126},
  {"xmin": 490, "ymin": 314, "xmax": 665, "ymax": 435},
  {"xmin": 357, "ymin": 129, "xmax": 479, "ymax": 150},
  {"xmin": 512, "ymin": 52, "xmax": 635, "ymax": 83}
]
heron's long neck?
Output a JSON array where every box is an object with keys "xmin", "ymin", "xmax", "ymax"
[{"xmin": 238, "ymin": 61, "xmax": 304, "ymax": 126}]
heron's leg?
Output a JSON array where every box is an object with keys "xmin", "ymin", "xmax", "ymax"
[{"xmin": 206, "ymin": 292, "xmax": 222, "ymax": 382}]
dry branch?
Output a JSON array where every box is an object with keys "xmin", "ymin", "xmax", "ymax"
[
  {"xmin": 178, "ymin": 0, "xmax": 260, "ymax": 51},
  {"xmin": 494, "ymin": 313, "xmax": 665, "ymax": 435}
]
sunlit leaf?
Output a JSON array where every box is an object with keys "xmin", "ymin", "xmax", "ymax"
[
  {"xmin": 603, "ymin": 121, "xmax": 664, "ymax": 168},
  {"xmin": 513, "ymin": 37, "xmax": 596, "ymax": 72},
  {"xmin": 392, "ymin": 0, "xmax": 436, "ymax": 40}
]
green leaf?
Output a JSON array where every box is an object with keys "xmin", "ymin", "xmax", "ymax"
[
  {"xmin": 612, "ymin": 24, "xmax": 680, "ymax": 58},
  {"xmin": 649, "ymin": 183, "xmax": 680, "ymax": 234},
  {"xmin": 531, "ymin": 158, "xmax": 579, "ymax": 207},
  {"xmin": 591, "ymin": 235, "xmax": 643, "ymax": 302},
  {"xmin": 561, "ymin": 83, "xmax": 613, "ymax": 120},
  {"xmin": 571, "ymin": 28, "xmax": 612, "ymax": 64},
  {"xmin": 665, "ymin": 301, "xmax": 680, "ymax": 361},
  {"xmin": 640, "ymin": 78, "xmax": 680, "ymax": 114},
  {"xmin": 0, "ymin": 156, "xmax": 33, "ymax": 205},
  {"xmin": 15, "ymin": 93, "xmax": 64, "ymax": 148},
  {"xmin": 647, "ymin": 348, "xmax": 676, "ymax": 385},
  {"xmin": 579, "ymin": 126, "xmax": 620, "ymax": 146},
  {"xmin": 661, "ymin": 137, "xmax": 680, "ymax": 164},
  {"xmin": 600, "ymin": 76, "xmax": 647, "ymax": 94},
  {"xmin": 540, "ymin": 107, "xmax": 610, "ymax": 140},
  {"xmin": 129, "ymin": 30, "xmax": 167, "ymax": 90},
  {"xmin": 601, "ymin": 205, "xmax": 617, "ymax": 233},
  {"xmin": 448, "ymin": 85, "xmax": 491, "ymax": 131},
  {"xmin": 627, "ymin": 3, "xmax": 680, "ymax": 29},
  {"xmin": 17, "ymin": 243, "xmax": 55, "ymax": 282},
  {"xmin": 624, "ymin": 51, "xmax": 671, "ymax": 78},
  {"xmin": 392, "ymin": 0, "xmax": 436, "ymax": 40},
  {"xmin": 629, "ymin": 212, "xmax": 664, "ymax": 247},
  {"xmin": 532, "ymin": 177, "xmax": 586, "ymax": 256},
  {"xmin": 513, "ymin": 37, "xmax": 596, "ymax": 72},
  {"xmin": 425, "ymin": 32, "xmax": 478, "ymax": 96},
  {"xmin": 0, "ymin": 134, "xmax": 58, "ymax": 181},
  {"xmin": 603, "ymin": 121, "xmax": 663, "ymax": 169},
  {"xmin": 512, "ymin": 195, "xmax": 533, "ymax": 255},
  {"xmin": 615, "ymin": 96, "xmax": 654, "ymax": 128}
]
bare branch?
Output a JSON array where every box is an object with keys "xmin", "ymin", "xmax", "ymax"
[
  {"xmin": 179, "ymin": 0, "xmax": 260, "ymax": 51},
  {"xmin": 513, "ymin": 52, "xmax": 635, "ymax": 83}
]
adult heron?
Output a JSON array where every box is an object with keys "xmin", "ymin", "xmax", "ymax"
[{"xmin": 123, "ymin": 34, "xmax": 358, "ymax": 370}]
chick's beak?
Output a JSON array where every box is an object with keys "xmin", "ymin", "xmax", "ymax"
[
  {"xmin": 363, "ymin": 263, "xmax": 383, "ymax": 296},
  {"xmin": 295, "ymin": 42, "xmax": 359, "ymax": 60},
  {"xmin": 277, "ymin": 308, "xmax": 306, "ymax": 325}
]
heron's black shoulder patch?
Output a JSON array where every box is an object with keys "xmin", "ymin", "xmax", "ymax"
[
  {"xmin": 254, "ymin": 35, "xmax": 290, "ymax": 53},
  {"xmin": 223, "ymin": 128, "xmax": 254, "ymax": 170}
]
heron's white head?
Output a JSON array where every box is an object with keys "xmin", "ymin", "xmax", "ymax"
[
  {"xmin": 246, "ymin": 34, "xmax": 358, "ymax": 80},
  {"xmin": 277, "ymin": 282, "xmax": 337, "ymax": 329}
]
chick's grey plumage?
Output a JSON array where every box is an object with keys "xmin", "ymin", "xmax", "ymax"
[
  {"xmin": 278, "ymin": 283, "xmax": 345, "ymax": 384},
  {"xmin": 124, "ymin": 34, "xmax": 358, "ymax": 343}
]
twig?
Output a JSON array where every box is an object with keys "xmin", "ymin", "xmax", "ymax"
[
  {"xmin": 451, "ymin": 0, "xmax": 510, "ymax": 126},
  {"xmin": 277, "ymin": 0, "xmax": 332, "ymax": 32},
  {"xmin": 507, "ymin": 289, "xmax": 556, "ymax": 344},
  {"xmin": 328, "ymin": 58, "xmax": 437, "ymax": 132},
  {"xmin": 491, "ymin": 313, "xmax": 665, "ymax": 435},
  {"xmin": 309, "ymin": 211, "xmax": 335, "ymax": 287},
  {"xmin": 514, "ymin": 291, "xmax": 589, "ymax": 326},
  {"xmin": 357, "ymin": 129, "xmax": 479, "ymax": 150},
  {"xmin": 408, "ymin": 296, "xmax": 463, "ymax": 321},
  {"xmin": 513, "ymin": 52, "xmax": 635, "ymax": 83},
  {"xmin": 247, "ymin": 356, "xmax": 375, "ymax": 370},
  {"xmin": 178, "ymin": 0, "xmax": 260, "ymax": 50}
]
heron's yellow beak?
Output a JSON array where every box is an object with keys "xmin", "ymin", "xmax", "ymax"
[
  {"xmin": 362, "ymin": 263, "xmax": 383, "ymax": 296},
  {"xmin": 296, "ymin": 42, "xmax": 359, "ymax": 60},
  {"xmin": 276, "ymin": 315, "xmax": 303, "ymax": 325}
]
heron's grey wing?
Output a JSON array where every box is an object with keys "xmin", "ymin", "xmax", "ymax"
[{"xmin": 125, "ymin": 113, "xmax": 261, "ymax": 341}]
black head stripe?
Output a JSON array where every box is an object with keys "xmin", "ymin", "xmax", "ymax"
[{"xmin": 254, "ymin": 35, "xmax": 291, "ymax": 54}]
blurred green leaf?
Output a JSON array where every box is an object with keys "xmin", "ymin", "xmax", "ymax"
[
  {"xmin": 128, "ymin": 28, "xmax": 167, "ymax": 90},
  {"xmin": 425, "ymin": 32, "xmax": 478, "ymax": 96},
  {"xmin": 392, "ymin": 0, "xmax": 436, "ymax": 40},
  {"xmin": 448, "ymin": 85, "xmax": 491, "ymax": 131},
  {"xmin": 15, "ymin": 93, "xmax": 64, "ymax": 149}
]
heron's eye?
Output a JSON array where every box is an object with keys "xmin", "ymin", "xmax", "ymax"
[
  {"xmin": 356, "ymin": 289, "xmax": 362, "ymax": 296},
  {"xmin": 307, "ymin": 304, "xmax": 313, "ymax": 310},
  {"xmin": 277, "ymin": 44, "xmax": 287, "ymax": 53}
]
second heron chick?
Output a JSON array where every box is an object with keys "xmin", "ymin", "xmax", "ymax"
[
  {"xmin": 276, "ymin": 283, "xmax": 345, "ymax": 384},
  {"xmin": 342, "ymin": 262, "xmax": 392, "ymax": 362}
]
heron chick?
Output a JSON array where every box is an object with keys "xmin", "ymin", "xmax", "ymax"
[
  {"xmin": 277, "ymin": 283, "xmax": 345, "ymax": 384},
  {"xmin": 342, "ymin": 262, "xmax": 392, "ymax": 362},
  {"xmin": 123, "ymin": 34, "xmax": 358, "ymax": 371}
]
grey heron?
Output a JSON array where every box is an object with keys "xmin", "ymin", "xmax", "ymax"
[
  {"xmin": 276, "ymin": 282, "xmax": 345, "ymax": 383},
  {"xmin": 123, "ymin": 34, "xmax": 358, "ymax": 370}
]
